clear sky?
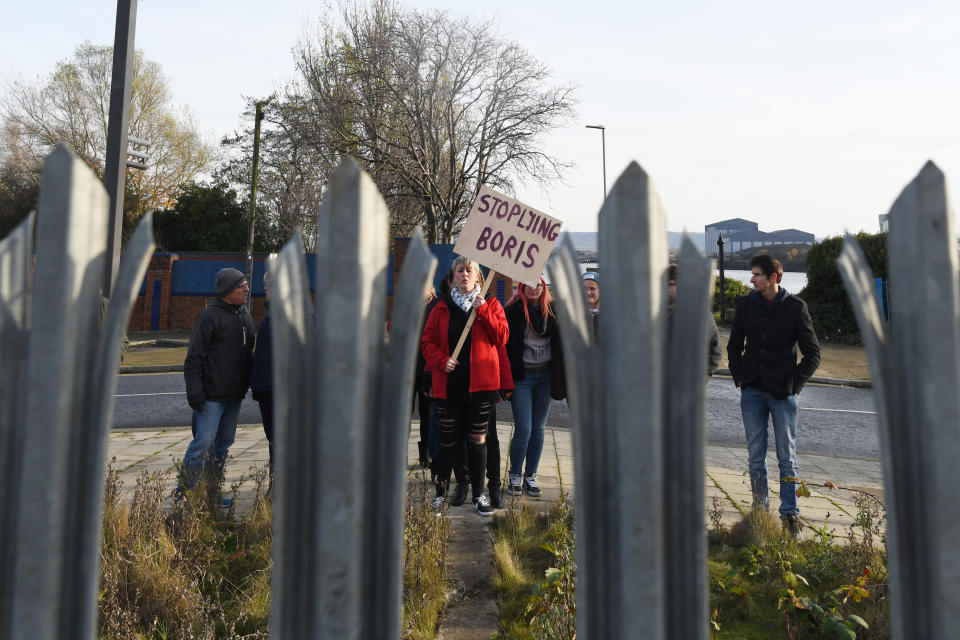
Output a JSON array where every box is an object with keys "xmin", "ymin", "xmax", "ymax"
[{"xmin": 3, "ymin": 0, "xmax": 958, "ymax": 238}]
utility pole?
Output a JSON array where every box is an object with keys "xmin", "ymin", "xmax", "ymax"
[
  {"xmin": 103, "ymin": 0, "xmax": 138, "ymax": 297},
  {"xmin": 244, "ymin": 102, "xmax": 265, "ymax": 310}
]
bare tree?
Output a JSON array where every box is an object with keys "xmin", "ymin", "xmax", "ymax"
[
  {"xmin": 1, "ymin": 42, "xmax": 213, "ymax": 239},
  {"xmin": 293, "ymin": 0, "xmax": 577, "ymax": 243},
  {"xmin": 219, "ymin": 96, "xmax": 334, "ymax": 252}
]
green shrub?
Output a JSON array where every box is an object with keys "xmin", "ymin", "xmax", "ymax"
[
  {"xmin": 713, "ymin": 276, "xmax": 751, "ymax": 316},
  {"xmin": 799, "ymin": 233, "xmax": 887, "ymax": 342}
]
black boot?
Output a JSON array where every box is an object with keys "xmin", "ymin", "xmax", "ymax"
[
  {"xmin": 417, "ymin": 441, "xmax": 429, "ymax": 468},
  {"xmin": 488, "ymin": 482, "xmax": 503, "ymax": 509},
  {"xmin": 451, "ymin": 482, "xmax": 469, "ymax": 506}
]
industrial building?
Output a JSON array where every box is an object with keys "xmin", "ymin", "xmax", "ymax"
[{"xmin": 704, "ymin": 218, "xmax": 815, "ymax": 255}]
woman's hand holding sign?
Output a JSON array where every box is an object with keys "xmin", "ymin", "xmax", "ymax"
[{"xmin": 445, "ymin": 357, "xmax": 458, "ymax": 372}]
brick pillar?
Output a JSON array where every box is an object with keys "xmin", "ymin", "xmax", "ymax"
[{"xmin": 132, "ymin": 253, "xmax": 178, "ymax": 331}]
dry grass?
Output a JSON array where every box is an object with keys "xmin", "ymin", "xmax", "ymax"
[
  {"xmin": 98, "ymin": 461, "xmax": 272, "ymax": 639},
  {"xmin": 121, "ymin": 346, "xmax": 188, "ymax": 367},
  {"xmin": 100, "ymin": 461, "xmax": 451, "ymax": 639},
  {"xmin": 726, "ymin": 505, "xmax": 787, "ymax": 549},
  {"xmin": 490, "ymin": 501, "xmax": 575, "ymax": 640},
  {"xmin": 402, "ymin": 470, "xmax": 452, "ymax": 640}
]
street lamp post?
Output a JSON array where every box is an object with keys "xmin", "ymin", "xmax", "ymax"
[
  {"xmin": 717, "ymin": 233, "xmax": 727, "ymax": 322},
  {"xmin": 585, "ymin": 124, "xmax": 606, "ymax": 200},
  {"xmin": 103, "ymin": 0, "xmax": 138, "ymax": 297}
]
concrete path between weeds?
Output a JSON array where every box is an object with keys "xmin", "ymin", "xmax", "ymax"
[{"xmin": 107, "ymin": 420, "xmax": 885, "ymax": 638}]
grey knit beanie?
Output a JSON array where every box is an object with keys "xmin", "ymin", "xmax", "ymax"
[{"xmin": 216, "ymin": 268, "xmax": 246, "ymax": 297}]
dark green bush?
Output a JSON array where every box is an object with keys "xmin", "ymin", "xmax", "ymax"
[
  {"xmin": 713, "ymin": 276, "xmax": 751, "ymax": 316},
  {"xmin": 799, "ymin": 233, "xmax": 887, "ymax": 342}
]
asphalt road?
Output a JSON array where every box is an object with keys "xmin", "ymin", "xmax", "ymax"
[{"xmin": 114, "ymin": 373, "xmax": 879, "ymax": 458}]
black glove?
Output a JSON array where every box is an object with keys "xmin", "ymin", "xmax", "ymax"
[{"xmin": 189, "ymin": 399, "xmax": 205, "ymax": 414}]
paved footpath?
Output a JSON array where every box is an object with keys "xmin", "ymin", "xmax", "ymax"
[{"xmin": 108, "ymin": 421, "xmax": 885, "ymax": 540}]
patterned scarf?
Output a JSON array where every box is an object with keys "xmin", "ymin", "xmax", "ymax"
[{"xmin": 450, "ymin": 284, "xmax": 480, "ymax": 312}]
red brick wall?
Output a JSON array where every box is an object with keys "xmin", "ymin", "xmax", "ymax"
[
  {"xmin": 129, "ymin": 254, "xmax": 178, "ymax": 331},
  {"xmin": 129, "ymin": 253, "xmax": 272, "ymax": 332},
  {"xmin": 128, "ymin": 243, "xmax": 517, "ymax": 332}
]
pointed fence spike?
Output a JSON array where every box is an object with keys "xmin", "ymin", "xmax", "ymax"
[
  {"xmin": 664, "ymin": 233, "xmax": 714, "ymax": 639},
  {"xmin": 315, "ymin": 157, "xmax": 390, "ymax": 639},
  {"xmin": 836, "ymin": 236, "xmax": 888, "ymax": 381},
  {"xmin": 360, "ymin": 227, "xmax": 436, "ymax": 640},
  {"xmin": 59, "ymin": 211, "xmax": 155, "ymax": 638},
  {"xmin": 546, "ymin": 233, "xmax": 604, "ymax": 635},
  {"xmin": 875, "ymin": 162, "xmax": 959, "ymax": 639},
  {"xmin": 0, "ymin": 211, "xmax": 35, "ymax": 637},
  {"xmin": 0, "ymin": 211, "xmax": 35, "ymax": 328},
  {"xmin": 12, "ymin": 145, "xmax": 110, "ymax": 640},
  {"xmin": 270, "ymin": 230, "xmax": 321, "ymax": 640},
  {"xmin": 598, "ymin": 161, "xmax": 668, "ymax": 639}
]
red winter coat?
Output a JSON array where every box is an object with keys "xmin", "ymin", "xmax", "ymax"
[{"xmin": 421, "ymin": 295, "xmax": 509, "ymax": 399}]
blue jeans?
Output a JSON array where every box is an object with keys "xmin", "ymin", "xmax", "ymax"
[
  {"xmin": 509, "ymin": 368, "xmax": 552, "ymax": 477},
  {"xmin": 181, "ymin": 400, "xmax": 241, "ymax": 488},
  {"xmin": 740, "ymin": 386, "xmax": 800, "ymax": 517}
]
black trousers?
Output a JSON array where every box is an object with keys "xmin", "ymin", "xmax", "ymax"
[
  {"xmin": 434, "ymin": 392, "xmax": 495, "ymax": 500},
  {"xmin": 487, "ymin": 407, "xmax": 501, "ymax": 488},
  {"xmin": 417, "ymin": 390, "xmax": 432, "ymax": 447},
  {"xmin": 253, "ymin": 389, "xmax": 274, "ymax": 468}
]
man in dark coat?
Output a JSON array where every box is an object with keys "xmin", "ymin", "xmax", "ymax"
[
  {"xmin": 179, "ymin": 267, "xmax": 255, "ymax": 492},
  {"xmin": 727, "ymin": 255, "xmax": 820, "ymax": 535}
]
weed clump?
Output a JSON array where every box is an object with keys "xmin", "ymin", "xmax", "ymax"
[
  {"xmin": 402, "ymin": 470, "xmax": 452, "ymax": 640},
  {"xmin": 491, "ymin": 499, "xmax": 575, "ymax": 640},
  {"xmin": 98, "ymin": 460, "xmax": 272, "ymax": 639}
]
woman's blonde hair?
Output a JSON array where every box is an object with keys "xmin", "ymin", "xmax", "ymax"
[{"xmin": 451, "ymin": 256, "xmax": 484, "ymax": 288}]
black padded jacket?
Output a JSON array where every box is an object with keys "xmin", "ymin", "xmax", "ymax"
[
  {"xmin": 727, "ymin": 289, "xmax": 821, "ymax": 398},
  {"xmin": 184, "ymin": 298, "xmax": 255, "ymax": 405}
]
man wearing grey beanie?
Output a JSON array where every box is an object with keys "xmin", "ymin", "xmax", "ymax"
[{"xmin": 177, "ymin": 267, "xmax": 255, "ymax": 502}]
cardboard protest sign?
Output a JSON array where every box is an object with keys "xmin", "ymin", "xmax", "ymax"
[{"xmin": 453, "ymin": 186, "xmax": 562, "ymax": 287}]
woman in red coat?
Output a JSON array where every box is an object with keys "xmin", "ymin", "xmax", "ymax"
[{"xmin": 421, "ymin": 256, "xmax": 509, "ymax": 516}]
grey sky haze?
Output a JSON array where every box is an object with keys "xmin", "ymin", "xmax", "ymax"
[{"xmin": 2, "ymin": 0, "xmax": 958, "ymax": 238}]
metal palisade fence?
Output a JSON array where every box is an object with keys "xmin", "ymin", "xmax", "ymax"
[
  {"xmin": 0, "ymin": 146, "xmax": 155, "ymax": 640},
  {"xmin": 546, "ymin": 161, "xmax": 715, "ymax": 640},
  {"xmin": 837, "ymin": 161, "xmax": 960, "ymax": 640},
  {"xmin": 2, "ymin": 144, "xmax": 955, "ymax": 640},
  {"xmin": 268, "ymin": 159, "xmax": 437, "ymax": 640}
]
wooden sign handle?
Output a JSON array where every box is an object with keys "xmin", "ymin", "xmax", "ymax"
[{"xmin": 449, "ymin": 270, "xmax": 497, "ymax": 363}]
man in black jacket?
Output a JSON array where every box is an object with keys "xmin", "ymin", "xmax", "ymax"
[
  {"xmin": 727, "ymin": 255, "xmax": 820, "ymax": 534},
  {"xmin": 179, "ymin": 268, "xmax": 255, "ymax": 493}
]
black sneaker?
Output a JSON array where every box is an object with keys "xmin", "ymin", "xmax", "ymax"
[
  {"xmin": 523, "ymin": 474, "xmax": 542, "ymax": 498},
  {"xmin": 451, "ymin": 483, "xmax": 469, "ymax": 506},
  {"xmin": 782, "ymin": 514, "xmax": 803, "ymax": 539},
  {"xmin": 488, "ymin": 484, "xmax": 503, "ymax": 509},
  {"xmin": 474, "ymin": 495, "xmax": 494, "ymax": 516}
]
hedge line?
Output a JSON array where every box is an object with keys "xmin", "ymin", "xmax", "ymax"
[{"xmin": 798, "ymin": 232, "xmax": 887, "ymax": 342}]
